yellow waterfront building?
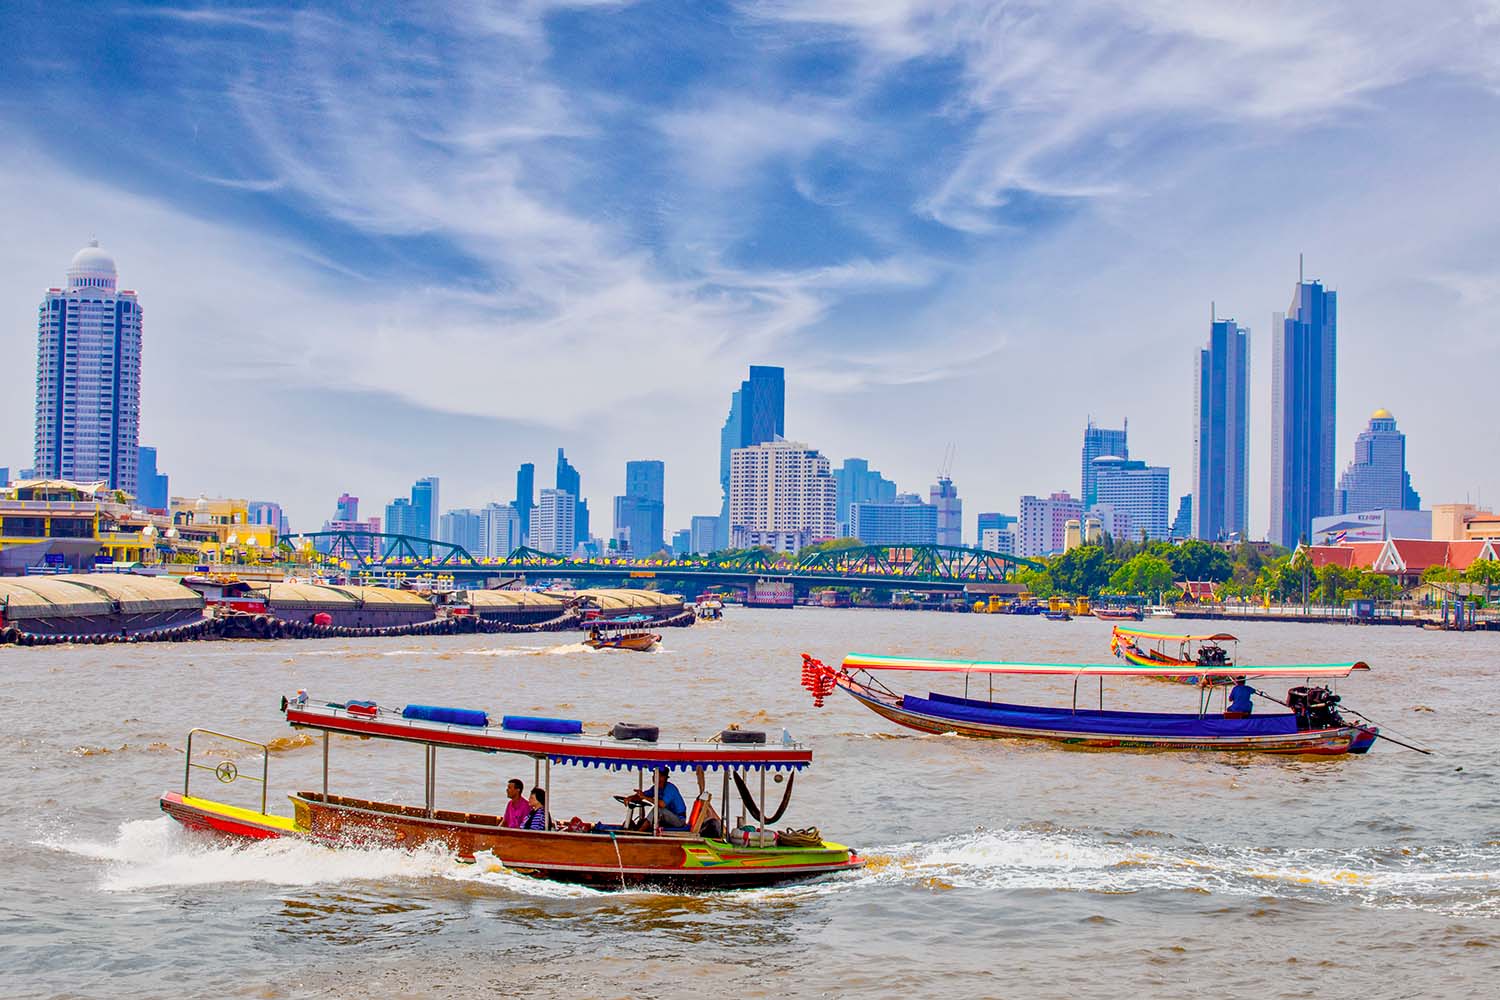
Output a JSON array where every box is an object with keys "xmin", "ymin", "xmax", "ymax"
[{"xmin": 0, "ymin": 479, "xmax": 172, "ymax": 570}]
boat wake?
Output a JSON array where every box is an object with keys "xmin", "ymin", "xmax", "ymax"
[{"xmin": 858, "ymin": 827, "xmax": 1500, "ymax": 915}]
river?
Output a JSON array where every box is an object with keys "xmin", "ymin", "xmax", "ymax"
[{"xmin": 2, "ymin": 608, "xmax": 1495, "ymax": 998}]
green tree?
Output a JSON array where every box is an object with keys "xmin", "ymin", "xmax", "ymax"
[
  {"xmin": 1167, "ymin": 539, "xmax": 1233, "ymax": 583},
  {"xmin": 1013, "ymin": 566, "xmax": 1054, "ymax": 598},
  {"xmin": 1049, "ymin": 545, "xmax": 1117, "ymax": 596},
  {"xmin": 1421, "ymin": 565, "xmax": 1462, "ymax": 584},
  {"xmin": 1106, "ymin": 554, "xmax": 1174, "ymax": 595},
  {"xmin": 1466, "ymin": 559, "xmax": 1500, "ymax": 604},
  {"xmin": 1352, "ymin": 570, "xmax": 1397, "ymax": 600}
]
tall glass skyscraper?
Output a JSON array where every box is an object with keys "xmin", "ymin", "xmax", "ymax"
[
  {"xmin": 1194, "ymin": 315, "xmax": 1249, "ymax": 541},
  {"xmin": 717, "ymin": 366, "xmax": 785, "ymax": 548},
  {"xmin": 410, "ymin": 476, "xmax": 439, "ymax": 543},
  {"xmin": 34, "ymin": 241, "xmax": 142, "ymax": 493},
  {"xmin": 556, "ymin": 449, "xmax": 589, "ymax": 542},
  {"xmin": 136, "ymin": 445, "xmax": 169, "ymax": 511},
  {"xmin": 613, "ymin": 459, "xmax": 665, "ymax": 554},
  {"xmin": 1336, "ymin": 409, "xmax": 1420, "ymax": 513},
  {"xmin": 514, "ymin": 463, "xmax": 534, "ymax": 544},
  {"xmin": 1270, "ymin": 265, "xmax": 1337, "ymax": 549},
  {"xmin": 1080, "ymin": 419, "xmax": 1128, "ymax": 507},
  {"xmin": 833, "ymin": 458, "xmax": 896, "ymax": 536}
]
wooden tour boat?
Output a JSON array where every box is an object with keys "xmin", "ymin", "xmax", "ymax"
[
  {"xmin": 801, "ymin": 652, "xmax": 1381, "ymax": 756},
  {"xmin": 160, "ymin": 694, "xmax": 862, "ymax": 889},
  {"xmin": 584, "ymin": 630, "xmax": 661, "ymax": 651},
  {"xmin": 1110, "ymin": 625, "xmax": 1238, "ymax": 684},
  {"xmin": 1093, "ymin": 606, "xmax": 1144, "ymax": 622}
]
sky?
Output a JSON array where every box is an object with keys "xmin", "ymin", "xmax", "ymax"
[{"xmin": 2, "ymin": 1, "xmax": 1498, "ymax": 540}]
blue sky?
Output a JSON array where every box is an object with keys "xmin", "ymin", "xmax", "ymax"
[{"xmin": 2, "ymin": 1, "xmax": 1498, "ymax": 537}]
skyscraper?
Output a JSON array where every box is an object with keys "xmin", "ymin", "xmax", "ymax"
[
  {"xmin": 1019, "ymin": 492, "xmax": 1083, "ymax": 558},
  {"xmin": 335, "ymin": 493, "xmax": 359, "ymax": 522},
  {"xmin": 1093, "ymin": 457, "xmax": 1171, "ymax": 542},
  {"xmin": 850, "ymin": 494, "xmax": 938, "ymax": 545},
  {"xmin": 1081, "ymin": 419, "xmax": 1128, "ymax": 507},
  {"xmin": 833, "ymin": 458, "xmax": 896, "ymax": 536},
  {"xmin": 383, "ymin": 498, "xmax": 419, "ymax": 554},
  {"xmin": 614, "ymin": 460, "xmax": 666, "ymax": 555},
  {"xmin": 1270, "ymin": 262, "xmax": 1337, "ymax": 548},
  {"xmin": 930, "ymin": 476, "xmax": 962, "ymax": 546},
  {"xmin": 1194, "ymin": 314, "xmax": 1249, "ymax": 541},
  {"xmin": 728, "ymin": 438, "xmax": 835, "ymax": 552},
  {"xmin": 556, "ymin": 449, "xmax": 590, "ymax": 542},
  {"xmin": 514, "ymin": 463, "xmax": 535, "ymax": 544},
  {"xmin": 480, "ymin": 502, "xmax": 522, "ymax": 559},
  {"xmin": 439, "ymin": 508, "xmax": 484, "ymax": 554},
  {"xmin": 34, "ymin": 241, "xmax": 143, "ymax": 493},
  {"xmin": 532, "ymin": 488, "xmax": 577, "ymax": 556},
  {"xmin": 717, "ymin": 366, "xmax": 785, "ymax": 548},
  {"xmin": 1336, "ymin": 409, "xmax": 1420, "ymax": 514},
  {"xmin": 136, "ymin": 446, "xmax": 169, "ymax": 511}
]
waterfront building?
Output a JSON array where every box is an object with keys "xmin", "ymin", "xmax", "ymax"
[
  {"xmin": 717, "ymin": 366, "xmax": 785, "ymax": 548},
  {"xmin": 613, "ymin": 459, "xmax": 665, "ymax": 555},
  {"xmin": 532, "ymin": 488, "xmax": 576, "ymax": 556},
  {"xmin": 979, "ymin": 526, "xmax": 1016, "ymax": 554},
  {"xmin": 1018, "ymin": 492, "xmax": 1083, "ymax": 558},
  {"xmin": 1312, "ymin": 509, "xmax": 1431, "ymax": 545},
  {"xmin": 439, "ymin": 508, "xmax": 484, "ymax": 555},
  {"xmin": 849, "ymin": 493, "xmax": 937, "ymax": 546},
  {"xmin": 1194, "ymin": 315, "xmax": 1249, "ymax": 540},
  {"xmin": 833, "ymin": 458, "xmax": 896, "ymax": 536},
  {"xmin": 170, "ymin": 495, "xmax": 276, "ymax": 555},
  {"xmin": 514, "ymin": 463, "xmax": 534, "ymax": 544},
  {"xmin": 1270, "ymin": 262, "xmax": 1337, "ymax": 548},
  {"xmin": 671, "ymin": 528, "xmax": 692, "ymax": 556},
  {"xmin": 1336, "ymin": 409, "xmax": 1420, "ymax": 514},
  {"xmin": 136, "ymin": 447, "xmax": 169, "ymax": 512},
  {"xmin": 1081, "ymin": 420, "xmax": 1128, "ymax": 508},
  {"xmin": 690, "ymin": 515, "xmax": 719, "ymax": 555},
  {"xmin": 930, "ymin": 477, "xmax": 962, "ymax": 547},
  {"xmin": 555, "ymin": 449, "xmax": 590, "ymax": 543},
  {"xmin": 481, "ymin": 502, "xmax": 522, "ymax": 559},
  {"xmin": 728, "ymin": 439, "xmax": 835, "ymax": 553},
  {"xmin": 33, "ymin": 241, "xmax": 143, "ymax": 494},
  {"xmin": 0, "ymin": 478, "xmax": 171, "ymax": 572},
  {"xmin": 1093, "ymin": 456, "xmax": 1170, "ymax": 542},
  {"xmin": 1170, "ymin": 495, "xmax": 1193, "ymax": 541}
]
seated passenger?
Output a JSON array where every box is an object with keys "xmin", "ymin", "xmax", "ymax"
[
  {"xmin": 624, "ymin": 768, "xmax": 686, "ymax": 830},
  {"xmin": 523, "ymin": 787, "xmax": 549, "ymax": 830},
  {"xmin": 501, "ymin": 778, "xmax": 529, "ymax": 828},
  {"xmin": 1226, "ymin": 676, "xmax": 1255, "ymax": 718}
]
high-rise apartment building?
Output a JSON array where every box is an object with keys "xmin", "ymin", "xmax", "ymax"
[
  {"xmin": 34, "ymin": 242, "xmax": 143, "ymax": 493},
  {"xmin": 1092, "ymin": 457, "xmax": 1171, "ymax": 541},
  {"xmin": 717, "ymin": 366, "xmax": 785, "ymax": 548},
  {"xmin": 439, "ymin": 508, "xmax": 484, "ymax": 555},
  {"xmin": 930, "ymin": 476, "xmax": 962, "ymax": 547},
  {"xmin": 556, "ymin": 449, "xmax": 590, "ymax": 543},
  {"xmin": 1194, "ymin": 315, "xmax": 1249, "ymax": 541},
  {"xmin": 1336, "ymin": 409, "xmax": 1420, "ymax": 514},
  {"xmin": 514, "ymin": 463, "xmax": 534, "ymax": 544},
  {"xmin": 1270, "ymin": 263, "xmax": 1337, "ymax": 548},
  {"xmin": 136, "ymin": 446, "xmax": 169, "ymax": 511},
  {"xmin": 980, "ymin": 527, "xmax": 1016, "ymax": 555},
  {"xmin": 410, "ymin": 477, "xmax": 439, "ymax": 540},
  {"xmin": 481, "ymin": 502, "xmax": 522, "ymax": 559},
  {"xmin": 850, "ymin": 494, "xmax": 937, "ymax": 545},
  {"xmin": 1019, "ymin": 492, "xmax": 1083, "ymax": 558},
  {"xmin": 1081, "ymin": 419, "xmax": 1128, "ymax": 508},
  {"xmin": 728, "ymin": 439, "xmax": 835, "ymax": 552},
  {"xmin": 532, "ymin": 488, "xmax": 577, "ymax": 556},
  {"xmin": 976, "ymin": 512, "xmax": 1016, "ymax": 541},
  {"xmin": 613, "ymin": 459, "xmax": 666, "ymax": 555},
  {"xmin": 383, "ymin": 498, "xmax": 419, "ymax": 554},
  {"xmin": 335, "ymin": 493, "xmax": 359, "ymax": 522},
  {"xmin": 833, "ymin": 458, "xmax": 896, "ymax": 536},
  {"xmin": 689, "ymin": 515, "xmax": 719, "ymax": 555}
]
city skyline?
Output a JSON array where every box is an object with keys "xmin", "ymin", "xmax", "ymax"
[{"xmin": 2, "ymin": 4, "xmax": 1497, "ymax": 535}]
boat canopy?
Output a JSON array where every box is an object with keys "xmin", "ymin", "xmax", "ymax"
[
  {"xmin": 1112, "ymin": 626, "xmax": 1238, "ymax": 642},
  {"xmin": 842, "ymin": 652, "xmax": 1369, "ymax": 680},
  {"xmin": 283, "ymin": 697, "xmax": 809, "ymax": 772}
]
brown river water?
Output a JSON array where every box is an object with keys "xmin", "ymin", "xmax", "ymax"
[{"xmin": 2, "ymin": 608, "xmax": 1496, "ymax": 998}]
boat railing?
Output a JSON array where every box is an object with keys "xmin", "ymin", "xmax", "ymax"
[{"xmin": 184, "ymin": 728, "xmax": 269, "ymax": 815}]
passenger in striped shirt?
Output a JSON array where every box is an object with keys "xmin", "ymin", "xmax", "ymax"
[{"xmin": 523, "ymin": 787, "xmax": 549, "ymax": 830}]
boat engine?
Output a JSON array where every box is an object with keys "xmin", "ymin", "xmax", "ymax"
[{"xmin": 1286, "ymin": 685, "xmax": 1345, "ymax": 730}]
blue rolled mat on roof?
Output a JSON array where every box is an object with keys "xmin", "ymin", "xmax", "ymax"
[
  {"xmin": 503, "ymin": 715, "xmax": 583, "ymax": 735},
  {"xmin": 403, "ymin": 704, "xmax": 489, "ymax": 728}
]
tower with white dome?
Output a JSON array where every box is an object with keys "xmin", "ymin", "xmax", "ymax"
[{"xmin": 33, "ymin": 241, "xmax": 143, "ymax": 493}]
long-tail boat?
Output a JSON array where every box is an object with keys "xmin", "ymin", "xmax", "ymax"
[
  {"xmin": 584, "ymin": 630, "xmax": 661, "ymax": 651},
  {"xmin": 801, "ymin": 653, "xmax": 1378, "ymax": 755},
  {"xmin": 160, "ymin": 694, "xmax": 863, "ymax": 889},
  {"xmin": 1110, "ymin": 625, "xmax": 1238, "ymax": 683}
]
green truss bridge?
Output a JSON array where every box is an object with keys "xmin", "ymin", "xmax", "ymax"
[{"xmin": 278, "ymin": 531, "xmax": 1041, "ymax": 591}]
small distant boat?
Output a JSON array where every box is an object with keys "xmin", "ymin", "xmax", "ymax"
[
  {"xmin": 694, "ymin": 599, "xmax": 724, "ymax": 622},
  {"xmin": 1043, "ymin": 610, "xmax": 1073, "ymax": 621},
  {"xmin": 585, "ymin": 631, "xmax": 661, "ymax": 652},
  {"xmin": 1145, "ymin": 606, "xmax": 1176, "ymax": 618},
  {"xmin": 1093, "ymin": 607, "xmax": 1143, "ymax": 622},
  {"xmin": 803, "ymin": 653, "xmax": 1379, "ymax": 756},
  {"xmin": 1111, "ymin": 626, "xmax": 1238, "ymax": 684}
]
